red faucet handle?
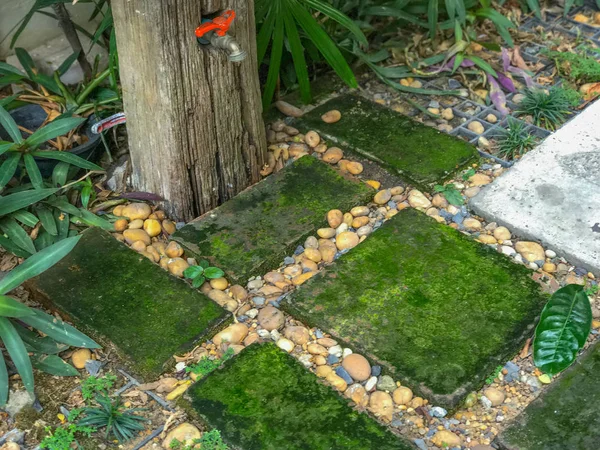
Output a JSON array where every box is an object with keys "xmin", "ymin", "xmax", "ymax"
[{"xmin": 195, "ymin": 10, "xmax": 236, "ymax": 39}]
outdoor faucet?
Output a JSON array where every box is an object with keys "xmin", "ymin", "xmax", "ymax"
[{"xmin": 195, "ymin": 10, "xmax": 247, "ymax": 62}]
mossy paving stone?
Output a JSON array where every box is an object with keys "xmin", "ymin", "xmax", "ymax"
[
  {"xmin": 495, "ymin": 341, "xmax": 600, "ymax": 450},
  {"xmin": 171, "ymin": 156, "xmax": 372, "ymax": 284},
  {"xmin": 282, "ymin": 209, "xmax": 547, "ymax": 409},
  {"xmin": 185, "ymin": 343, "xmax": 414, "ymax": 450},
  {"xmin": 26, "ymin": 228, "xmax": 230, "ymax": 379},
  {"xmin": 293, "ymin": 94, "xmax": 477, "ymax": 190}
]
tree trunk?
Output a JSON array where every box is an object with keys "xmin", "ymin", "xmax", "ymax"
[
  {"xmin": 112, "ymin": 0, "xmax": 266, "ymax": 221},
  {"xmin": 52, "ymin": 3, "xmax": 93, "ymax": 79}
]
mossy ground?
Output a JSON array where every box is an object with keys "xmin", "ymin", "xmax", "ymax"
[
  {"xmin": 187, "ymin": 343, "xmax": 413, "ymax": 450},
  {"xmin": 496, "ymin": 341, "xmax": 600, "ymax": 450},
  {"xmin": 293, "ymin": 95, "xmax": 477, "ymax": 190},
  {"xmin": 172, "ymin": 156, "xmax": 372, "ymax": 283},
  {"xmin": 283, "ymin": 209, "xmax": 547, "ymax": 408},
  {"xmin": 26, "ymin": 228, "xmax": 230, "ymax": 378}
]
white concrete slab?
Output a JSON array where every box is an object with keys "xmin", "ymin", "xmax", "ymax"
[{"xmin": 471, "ymin": 100, "xmax": 600, "ymax": 274}]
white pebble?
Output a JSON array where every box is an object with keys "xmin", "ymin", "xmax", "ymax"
[
  {"xmin": 257, "ymin": 329, "xmax": 270, "ymax": 338},
  {"xmin": 336, "ymin": 223, "xmax": 349, "ymax": 235},
  {"xmin": 342, "ymin": 348, "xmax": 353, "ymax": 358},
  {"xmin": 328, "ymin": 345, "xmax": 343, "ymax": 357},
  {"xmin": 270, "ymin": 329, "xmax": 282, "ymax": 341},
  {"xmin": 175, "ymin": 362, "xmax": 186, "ymax": 372},
  {"xmin": 246, "ymin": 308, "xmax": 259, "ymax": 319},
  {"xmin": 545, "ymin": 249, "xmax": 557, "ymax": 258},
  {"xmin": 365, "ymin": 376, "xmax": 378, "ymax": 392},
  {"xmin": 501, "ymin": 246, "xmax": 516, "ymax": 256}
]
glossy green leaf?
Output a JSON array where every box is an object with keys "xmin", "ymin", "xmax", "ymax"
[
  {"xmin": 44, "ymin": 196, "xmax": 81, "ymax": 217},
  {"xmin": 51, "ymin": 161, "xmax": 70, "ymax": 187},
  {"xmin": 81, "ymin": 185, "xmax": 92, "ymax": 209},
  {"xmin": 78, "ymin": 209, "xmax": 114, "ymax": 231},
  {"xmin": 14, "ymin": 48, "xmax": 35, "ymax": 79},
  {"xmin": 563, "ymin": 0, "xmax": 575, "ymax": 16},
  {"xmin": 363, "ymin": 6, "xmax": 428, "ymax": 27},
  {"xmin": 30, "ymin": 150, "xmax": 102, "ymax": 171},
  {"xmin": 0, "ymin": 153, "xmax": 21, "ymax": 188},
  {"xmin": 36, "ymin": 205, "xmax": 58, "ymax": 236},
  {"xmin": 262, "ymin": 5, "xmax": 284, "ymax": 107},
  {"xmin": 525, "ymin": 0, "xmax": 542, "ymax": 18},
  {"xmin": 31, "ymin": 354, "xmax": 79, "ymax": 376},
  {"xmin": 467, "ymin": 55, "xmax": 497, "ymax": 77},
  {"xmin": 22, "ymin": 309, "xmax": 100, "ymax": 348},
  {"xmin": 0, "ymin": 105, "xmax": 22, "ymax": 144},
  {"xmin": 0, "ymin": 317, "xmax": 34, "ymax": 393},
  {"xmin": 11, "ymin": 209, "xmax": 39, "ymax": 227},
  {"xmin": 0, "ymin": 295, "xmax": 33, "ymax": 318},
  {"xmin": 0, "ymin": 235, "xmax": 30, "ymax": 258},
  {"xmin": 0, "ymin": 62, "xmax": 25, "ymax": 77},
  {"xmin": 23, "ymin": 154, "xmax": 44, "ymax": 190},
  {"xmin": 14, "ymin": 325, "xmax": 68, "ymax": 354},
  {"xmin": 428, "ymin": 0, "xmax": 439, "ymax": 39},
  {"xmin": 34, "ymin": 229, "xmax": 56, "ymax": 252},
  {"xmin": 57, "ymin": 51, "xmax": 80, "ymax": 76},
  {"xmin": 184, "ymin": 265, "xmax": 204, "ymax": 279},
  {"xmin": 0, "ymin": 217, "xmax": 36, "ymax": 254},
  {"xmin": 55, "ymin": 209, "xmax": 69, "ymax": 240},
  {"xmin": 204, "ymin": 267, "xmax": 225, "ymax": 279},
  {"xmin": 0, "ymin": 142, "xmax": 15, "ymax": 157},
  {"xmin": 283, "ymin": 7, "xmax": 311, "ymax": 103},
  {"xmin": 0, "ymin": 188, "xmax": 58, "ymax": 216},
  {"xmin": 0, "ymin": 235, "xmax": 80, "ymax": 294},
  {"xmin": 25, "ymin": 117, "xmax": 85, "ymax": 150},
  {"xmin": 304, "ymin": 0, "xmax": 367, "ymax": 44},
  {"xmin": 534, "ymin": 284, "xmax": 592, "ymax": 375},
  {"xmin": 192, "ymin": 275, "xmax": 206, "ymax": 288},
  {"xmin": 0, "ymin": 350, "xmax": 7, "ymax": 406}
]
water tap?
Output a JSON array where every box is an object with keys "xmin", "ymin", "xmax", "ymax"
[{"xmin": 195, "ymin": 10, "xmax": 247, "ymax": 62}]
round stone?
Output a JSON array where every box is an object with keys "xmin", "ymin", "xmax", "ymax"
[
  {"xmin": 467, "ymin": 120, "xmax": 485, "ymax": 134},
  {"xmin": 515, "ymin": 241, "xmax": 545, "ymax": 262},
  {"xmin": 347, "ymin": 161, "xmax": 364, "ymax": 175},
  {"xmin": 162, "ymin": 423, "xmax": 201, "ymax": 449},
  {"xmin": 326, "ymin": 372, "xmax": 347, "ymax": 391},
  {"xmin": 209, "ymin": 277, "xmax": 228, "ymax": 290},
  {"xmin": 305, "ymin": 131, "xmax": 320, "ymax": 147},
  {"xmin": 323, "ymin": 147, "xmax": 343, "ymax": 164},
  {"xmin": 122, "ymin": 203, "xmax": 152, "ymax": 221},
  {"xmin": 276, "ymin": 338, "xmax": 294, "ymax": 353},
  {"xmin": 494, "ymin": 226, "xmax": 511, "ymax": 241},
  {"xmin": 432, "ymin": 430, "xmax": 462, "ymax": 448},
  {"xmin": 304, "ymin": 247, "xmax": 322, "ymax": 263},
  {"xmin": 407, "ymin": 190, "xmax": 431, "ymax": 209},
  {"xmin": 327, "ymin": 209, "xmax": 343, "ymax": 228},
  {"xmin": 486, "ymin": 113, "xmax": 498, "ymax": 124},
  {"xmin": 463, "ymin": 218, "xmax": 482, "ymax": 230},
  {"xmin": 392, "ymin": 386, "xmax": 413, "ymax": 405},
  {"xmin": 71, "ymin": 348, "xmax": 92, "ymax": 369},
  {"xmin": 257, "ymin": 306, "xmax": 284, "ymax": 331},
  {"xmin": 229, "ymin": 285, "xmax": 248, "ymax": 301},
  {"xmin": 213, "ymin": 323, "xmax": 248, "ymax": 345},
  {"xmin": 123, "ymin": 229, "xmax": 151, "ymax": 246},
  {"xmin": 377, "ymin": 375, "xmax": 396, "ymax": 392},
  {"xmin": 316, "ymin": 365, "xmax": 332, "ymax": 377},
  {"xmin": 321, "ymin": 110, "xmax": 342, "ymax": 123},
  {"xmin": 342, "ymin": 354, "xmax": 371, "ymax": 381},
  {"xmin": 317, "ymin": 227, "xmax": 336, "ymax": 239},
  {"xmin": 350, "ymin": 206, "xmax": 369, "ymax": 217},
  {"xmin": 304, "ymin": 236, "xmax": 319, "ymax": 249},
  {"xmin": 464, "ymin": 186, "xmax": 481, "ymax": 198},
  {"xmin": 283, "ymin": 326, "xmax": 310, "ymax": 345},
  {"xmin": 483, "ymin": 387, "xmax": 505, "ymax": 406},
  {"xmin": 345, "ymin": 383, "xmax": 369, "ymax": 407},
  {"xmin": 336, "ymin": 231, "xmax": 359, "ymax": 250},
  {"xmin": 374, "ymin": 189, "xmax": 392, "ymax": 205},
  {"xmin": 441, "ymin": 108, "xmax": 454, "ymax": 120},
  {"xmin": 469, "ymin": 173, "xmax": 492, "ymax": 186},
  {"xmin": 478, "ymin": 234, "xmax": 497, "ymax": 244},
  {"xmin": 369, "ymin": 391, "xmax": 394, "ymax": 422}
]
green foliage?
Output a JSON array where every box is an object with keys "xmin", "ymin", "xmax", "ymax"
[
  {"xmin": 544, "ymin": 50, "xmax": 600, "ymax": 85},
  {"xmin": 40, "ymin": 423, "xmax": 95, "ymax": 450},
  {"xmin": 183, "ymin": 261, "xmax": 225, "ymax": 288},
  {"xmin": 434, "ymin": 183, "xmax": 464, "ymax": 205},
  {"xmin": 462, "ymin": 167, "xmax": 476, "ymax": 180},
  {"xmin": 81, "ymin": 374, "xmax": 117, "ymax": 402},
  {"xmin": 495, "ymin": 118, "xmax": 537, "ymax": 160},
  {"xmin": 585, "ymin": 284, "xmax": 599, "ymax": 298},
  {"xmin": 534, "ymin": 284, "xmax": 592, "ymax": 376},
  {"xmin": 485, "ymin": 365, "xmax": 503, "ymax": 384},
  {"xmin": 520, "ymin": 0, "xmax": 584, "ymax": 19},
  {"xmin": 186, "ymin": 348, "xmax": 235, "ymax": 379},
  {"xmin": 77, "ymin": 394, "xmax": 148, "ymax": 442},
  {"xmin": 515, "ymin": 88, "xmax": 572, "ymax": 131},
  {"xmin": 0, "ymin": 237, "xmax": 100, "ymax": 407},
  {"xmin": 553, "ymin": 85, "xmax": 583, "ymax": 108},
  {"xmin": 170, "ymin": 430, "xmax": 229, "ymax": 450}
]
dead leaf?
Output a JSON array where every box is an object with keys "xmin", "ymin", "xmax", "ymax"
[
  {"xmin": 136, "ymin": 381, "xmax": 160, "ymax": 391},
  {"xmin": 519, "ymin": 338, "xmax": 531, "ymax": 359},
  {"xmin": 511, "ymin": 46, "xmax": 529, "ymax": 71}
]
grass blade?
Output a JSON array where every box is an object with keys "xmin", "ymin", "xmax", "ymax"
[
  {"xmin": 283, "ymin": 8, "xmax": 311, "ymax": 103},
  {"xmin": 0, "ymin": 295, "xmax": 34, "ymax": 318},
  {"xmin": 0, "ymin": 317, "xmax": 34, "ymax": 393}
]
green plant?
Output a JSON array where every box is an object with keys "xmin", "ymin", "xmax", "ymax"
[
  {"xmin": 515, "ymin": 88, "xmax": 572, "ymax": 131},
  {"xmin": 485, "ymin": 365, "xmax": 503, "ymax": 384},
  {"xmin": 183, "ymin": 261, "xmax": 225, "ymax": 288},
  {"xmin": 81, "ymin": 374, "xmax": 117, "ymax": 402},
  {"xmin": 585, "ymin": 284, "xmax": 599, "ymax": 297},
  {"xmin": 544, "ymin": 50, "xmax": 600, "ymax": 86},
  {"xmin": 255, "ymin": 0, "xmax": 366, "ymax": 106},
  {"xmin": 186, "ymin": 348, "xmax": 235, "ymax": 379},
  {"xmin": 495, "ymin": 119, "xmax": 538, "ymax": 160},
  {"xmin": 462, "ymin": 168, "xmax": 476, "ymax": 180},
  {"xmin": 0, "ymin": 236, "xmax": 100, "ymax": 407},
  {"xmin": 517, "ymin": 0, "xmax": 587, "ymax": 20},
  {"xmin": 77, "ymin": 394, "xmax": 148, "ymax": 442},
  {"xmin": 170, "ymin": 429, "xmax": 229, "ymax": 450},
  {"xmin": 534, "ymin": 284, "xmax": 592, "ymax": 375},
  {"xmin": 554, "ymin": 85, "xmax": 583, "ymax": 108},
  {"xmin": 433, "ymin": 183, "xmax": 464, "ymax": 205},
  {"xmin": 40, "ymin": 422, "xmax": 95, "ymax": 450}
]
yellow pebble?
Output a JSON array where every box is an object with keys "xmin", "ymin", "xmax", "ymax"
[{"xmin": 366, "ymin": 180, "xmax": 381, "ymax": 190}]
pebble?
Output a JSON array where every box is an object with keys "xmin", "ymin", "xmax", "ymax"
[
  {"xmin": 327, "ymin": 354, "xmax": 340, "ymax": 365},
  {"xmin": 317, "ymin": 227, "xmax": 336, "ymax": 239},
  {"xmin": 376, "ymin": 375, "xmax": 396, "ymax": 392},
  {"xmin": 483, "ymin": 387, "xmax": 505, "ymax": 406},
  {"xmin": 323, "ymin": 147, "xmax": 343, "ymax": 164},
  {"xmin": 467, "ymin": 120, "xmax": 485, "ymax": 134},
  {"xmin": 393, "ymin": 386, "xmax": 413, "ymax": 405},
  {"xmin": 365, "ymin": 376, "xmax": 378, "ymax": 392},
  {"xmin": 327, "ymin": 209, "xmax": 343, "ymax": 228},
  {"xmin": 345, "ymin": 383, "xmax": 370, "ymax": 407},
  {"xmin": 213, "ymin": 323, "xmax": 248, "ymax": 345},
  {"xmin": 326, "ymin": 372, "xmax": 348, "ymax": 391},
  {"xmin": 71, "ymin": 349, "xmax": 92, "ymax": 369},
  {"xmin": 515, "ymin": 241, "xmax": 545, "ymax": 262},
  {"xmin": 430, "ymin": 406, "xmax": 447, "ymax": 418},
  {"xmin": 252, "ymin": 296, "xmax": 266, "ymax": 306},
  {"xmin": 512, "ymin": 93, "xmax": 526, "ymax": 104},
  {"xmin": 493, "ymin": 226, "xmax": 511, "ymax": 241},
  {"xmin": 321, "ymin": 110, "xmax": 342, "ymax": 123},
  {"xmin": 336, "ymin": 231, "xmax": 359, "ymax": 250},
  {"xmin": 408, "ymin": 190, "xmax": 432, "ymax": 209},
  {"xmin": 463, "ymin": 218, "xmax": 482, "ymax": 230},
  {"xmin": 371, "ymin": 365, "xmax": 381, "ymax": 376},
  {"xmin": 248, "ymin": 279, "xmax": 264, "ymax": 290},
  {"xmin": 284, "ymin": 326, "xmax": 310, "ymax": 345},
  {"xmin": 335, "ymin": 366, "xmax": 354, "ymax": 384},
  {"xmin": 162, "ymin": 423, "xmax": 201, "ymax": 449},
  {"xmin": 545, "ymin": 249, "xmax": 557, "ymax": 258},
  {"xmin": 305, "ymin": 131, "xmax": 320, "ymax": 147},
  {"xmin": 374, "ymin": 189, "xmax": 392, "ymax": 205},
  {"xmin": 486, "ymin": 113, "xmax": 498, "ymax": 124},
  {"xmin": 369, "ymin": 391, "xmax": 394, "ymax": 422},
  {"xmin": 431, "ymin": 430, "xmax": 462, "ymax": 448},
  {"xmin": 274, "ymin": 100, "xmax": 303, "ymax": 117},
  {"xmin": 283, "ymin": 256, "xmax": 295, "ymax": 265},
  {"xmin": 469, "ymin": 173, "xmax": 492, "ymax": 186},
  {"xmin": 501, "ymin": 246, "xmax": 516, "ymax": 256},
  {"xmin": 276, "ymin": 338, "xmax": 295, "ymax": 353},
  {"xmin": 342, "ymin": 354, "xmax": 371, "ymax": 381},
  {"xmin": 257, "ymin": 306, "xmax": 284, "ymax": 331},
  {"xmin": 441, "ymin": 108, "xmax": 454, "ymax": 120},
  {"xmin": 350, "ymin": 206, "xmax": 369, "ymax": 217},
  {"xmin": 328, "ymin": 345, "xmax": 343, "ymax": 357}
]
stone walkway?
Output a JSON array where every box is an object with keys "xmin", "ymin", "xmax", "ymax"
[
  {"xmin": 22, "ymin": 94, "xmax": 600, "ymax": 449},
  {"xmin": 471, "ymin": 100, "xmax": 600, "ymax": 275}
]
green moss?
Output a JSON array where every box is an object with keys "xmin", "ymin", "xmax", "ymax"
[
  {"xmin": 187, "ymin": 343, "xmax": 412, "ymax": 450},
  {"xmin": 496, "ymin": 341, "xmax": 600, "ymax": 450},
  {"xmin": 172, "ymin": 156, "xmax": 372, "ymax": 283},
  {"xmin": 293, "ymin": 95, "xmax": 477, "ymax": 190},
  {"xmin": 27, "ymin": 228, "xmax": 230, "ymax": 379},
  {"xmin": 282, "ymin": 209, "xmax": 547, "ymax": 408}
]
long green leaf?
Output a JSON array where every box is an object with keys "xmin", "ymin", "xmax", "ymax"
[
  {"xmin": 15, "ymin": 48, "xmax": 35, "ymax": 79},
  {"xmin": 0, "ymin": 188, "xmax": 58, "ymax": 216},
  {"xmin": 15, "ymin": 325, "xmax": 68, "ymax": 354},
  {"xmin": 283, "ymin": 8, "xmax": 311, "ymax": 103},
  {"xmin": 0, "ymin": 350, "xmax": 7, "ymax": 406},
  {"xmin": 23, "ymin": 154, "xmax": 44, "ymax": 190},
  {"xmin": 534, "ymin": 284, "xmax": 592, "ymax": 375},
  {"xmin": 428, "ymin": 0, "xmax": 439, "ymax": 40},
  {"xmin": 0, "ymin": 295, "xmax": 33, "ymax": 318},
  {"xmin": 0, "ymin": 235, "xmax": 30, "ymax": 258},
  {"xmin": 55, "ymin": 209, "xmax": 69, "ymax": 240},
  {"xmin": 445, "ymin": 0, "xmax": 456, "ymax": 20},
  {"xmin": 0, "ymin": 235, "xmax": 80, "ymax": 294},
  {"xmin": 78, "ymin": 209, "xmax": 114, "ymax": 231},
  {"xmin": 25, "ymin": 117, "xmax": 86, "ymax": 150},
  {"xmin": 30, "ymin": 150, "xmax": 102, "ymax": 171},
  {"xmin": 0, "ymin": 62, "xmax": 25, "ymax": 76},
  {"xmin": 363, "ymin": 6, "xmax": 428, "ymax": 28},
  {"xmin": 467, "ymin": 55, "xmax": 497, "ymax": 76},
  {"xmin": 36, "ymin": 205, "xmax": 58, "ymax": 236},
  {"xmin": 262, "ymin": 7, "xmax": 284, "ymax": 107},
  {"xmin": 304, "ymin": 0, "xmax": 367, "ymax": 44},
  {"xmin": 44, "ymin": 196, "xmax": 81, "ymax": 217},
  {"xmin": 31, "ymin": 354, "xmax": 78, "ymax": 376},
  {"xmin": 0, "ymin": 105, "xmax": 23, "ymax": 144},
  {"xmin": 563, "ymin": 0, "xmax": 575, "ymax": 16},
  {"xmin": 57, "ymin": 51, "xmax": 80, "ymax": 76},
  {"xmin": 0, "ymin": 217, "xmax": 36, "ymax": 254},
  {"xmin": 0, "ymin": 153, "xmax": 21, "ymax": 188},
  {"xmin": 51, "ymin": 161, "xmax": 70, "ymax": 187},
  {"xmin": 474, "ymin": 8, "xmax": 514, "ymax": 46},
  {"xmin": 525, "ymin": 0, "xmax": 542, "ymax": 18},
  {"xmin": 0, "ymin": 142, "xmax": 16, "ymax": 157},
  {"xmin": 21, "ymin": 309, "xmax": 100, "ymax": 349},
  {"xmin": 290, "ymin": 1, "xmax": 357, "ymax": 88},
  {"xmin": 0, "ymin": 317, "xmax": 34, "ymax": 393},
  {"xmin": 11, "ymin": 209, "xmax": 39, "ymax": 227}
]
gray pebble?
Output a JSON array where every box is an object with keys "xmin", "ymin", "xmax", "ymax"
[
  {"xmin": 335, "ymin": 367, "xmax": 354, "ymax": 384},
  {"xmin": 283, "ymin": 256, "xmax": 295, "ymax": 265}
]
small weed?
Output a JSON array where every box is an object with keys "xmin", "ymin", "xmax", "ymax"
[
  {"xmin": 186, "ymin": 348, "xmax": 235, "ymax": 379},
  {"xmin": 433, "ymin": 184, "xmax": 464, "ymax": 206},
  {"xmin": 77, "ymin": 394, "xmax": 148, "ymax": 442},
  {"xmin": 585, "ymin": 284, "xmax": 599, "ymax": 297},
  {"xmin": 40, "ymin": 423, "xmax": 95, "ymax": 450},
  {"xmin": 495, "ymin": 119, "xmax": 538, "ymax": 160},
  {"xmin": 516, "ymin": 88, "xmax": 572, "ymax": 130},
  {"xmin": 554, "ymin": 85, "xmax": 583, "ymax": 108},
  {"xmin": 81, "ymin": 374, "xmax": 117, "ymax": 402},
  {"xmin": 462, "ymin": 168, "xmax": 476, "ymax": 181},
  {"xmin": 170, "ymin": 429, "xmax": 228, "ymax": 450},
  {"xmin": 184, "ymin": 261, "xmax": 225, "ymax": 288},
  {"xmin": 544, "ymin": 50, "xmax": 600, "ymax": 85},
  {"xmin": 485, "ymin": 365, "xmax": 503, "ymax": 384}
]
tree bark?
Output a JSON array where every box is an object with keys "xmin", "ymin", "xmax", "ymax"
[
  {"xmin": 112, "ymin": 0, "xmax": 266, "ymax": 221},
  {"xmin": 52, "ymin": 3, "xmax": 93, "ymax": 79}
]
